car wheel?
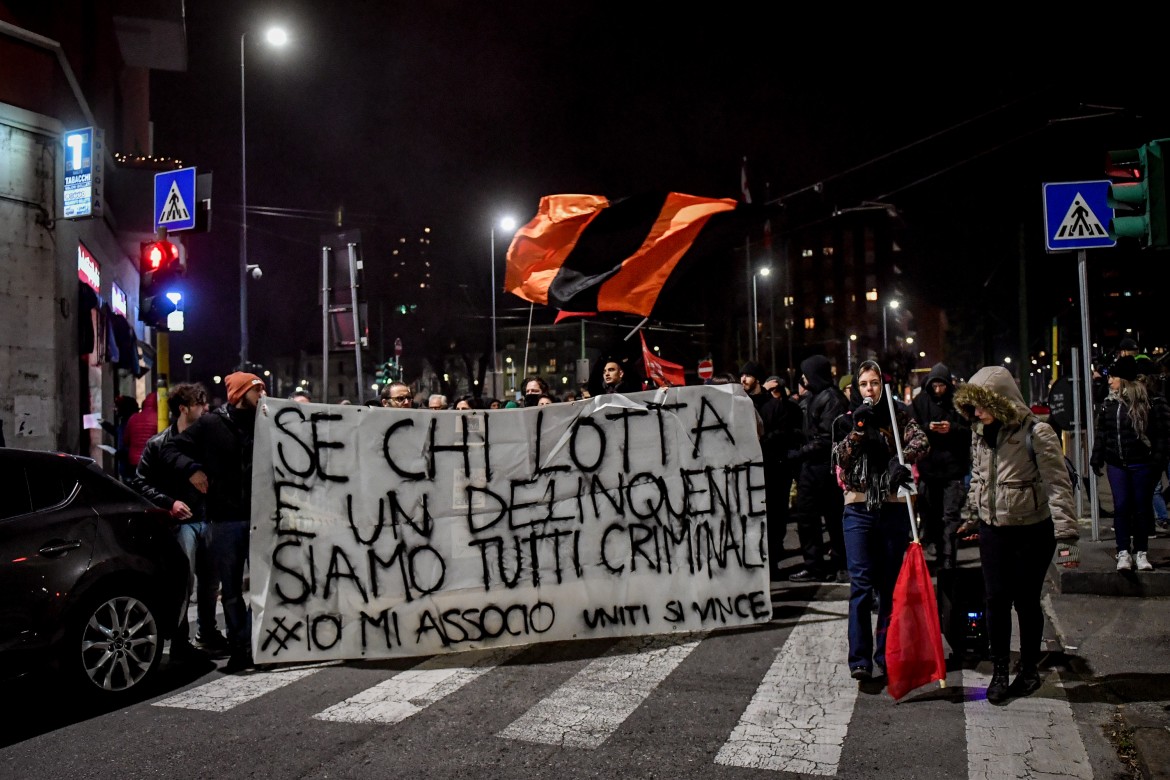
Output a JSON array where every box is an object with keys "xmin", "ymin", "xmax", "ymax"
[{"xmin": 64, "ymin": 588, "xmax": 165, "ymax": 701}]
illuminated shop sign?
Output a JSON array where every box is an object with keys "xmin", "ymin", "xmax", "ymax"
[
  {"xmin": 63, "ymin": 127, "xmax": 104, "ymax": 219},
  {"xmin": 77, "ymin": 242, "xmax": 100, "ymax": 292}
]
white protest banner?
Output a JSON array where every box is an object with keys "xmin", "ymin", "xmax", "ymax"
[{"xmin": 248, "ymin": 385, "xmax": 769, "ymax": 663}]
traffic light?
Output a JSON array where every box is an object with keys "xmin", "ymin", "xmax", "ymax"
[
  {"xmin": 139, "ymin": 239, "xmax": 183, "ymax": 329},
  {"xmin": 1107, "ymin": 139, "xmax": 1169, "ymax": 248}
]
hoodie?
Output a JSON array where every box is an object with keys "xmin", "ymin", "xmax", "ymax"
[
  {"xmin": 911, "ymin": 363, "xmax": 971, "ymax": 480},
  {"xmin": 789, "ymin": 355, "xmax": 848, "ymax": 465},
  {"xmin": 953, "ymin": 366, "xmax": 1078, "ymax": 540}
]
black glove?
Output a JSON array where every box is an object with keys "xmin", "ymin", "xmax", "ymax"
[
  {"xmin": 1090, "ymin": 457, "xmax": 1104, "ymax": 477},
  {"xmin": 852, "ymin": 403, "xmax": 875, "ymax": 432},
  {"xmin": 888, "ymin": 459, "xmax": 913, "ymax": 490}
]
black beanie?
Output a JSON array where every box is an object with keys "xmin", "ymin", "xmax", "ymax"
[
  {"xmin": 739, "ymin": 361, "xmax": 765, "ymax": 381},
  {"xmin": 1108, "ymin": 355, "xmax": 1138, "ymax": 381}
]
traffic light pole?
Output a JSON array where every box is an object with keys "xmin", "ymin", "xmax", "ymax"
[{"xmin": 1076, "ymin": 249, "xmax": 1099, "ymax": 540}]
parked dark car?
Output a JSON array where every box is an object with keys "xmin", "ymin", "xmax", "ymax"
[{"xmin": 0, "ymin": 447, "xmax": 188, "ymax": 702}]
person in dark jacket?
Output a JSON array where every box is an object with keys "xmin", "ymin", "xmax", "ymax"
[
  {"xmin": 911, "ymin": 363, "xmax": 972, "ymax": 569},
  {"xmin": 739, "ymin": 361, "xmax": 770, "ymax": 414},
  {"xmin": 759, "ymin": 377, "xmax": 804, "ymax": 579},
  {"xmin": 787, "ymin": 354, "xmax": 849, "ymax": 582},
  {"xmin": 163, "ymin": 372, "xmax": 266, "ymax": 671},
  {"xmin": 1090, "ymin": 355, "xmax": 1170, "ymax": 572},
  {"xmin": 129, "ymin": 382, "xmax": 226, "ymax": 659}
]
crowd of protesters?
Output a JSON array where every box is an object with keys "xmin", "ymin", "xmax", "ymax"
[{"xmin": 106, "ymin": 335, "xmax": 1167, "ymax": 698}]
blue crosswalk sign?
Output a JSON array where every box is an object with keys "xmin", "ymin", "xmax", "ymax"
[
  {"xmin": 1043, "ymin": 180, "xmax": 1115, "ymax": 252},
  {"xmin": 154, "ymin": 167, "xmax": 197, "ymax": 232}
]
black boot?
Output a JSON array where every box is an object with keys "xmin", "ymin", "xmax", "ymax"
[
  {"xmin": 987, "ymin": 660, "xmax": 1010, "ymax": 704},
  {"xmin": 1009, "ymin": 664, "xmax": 1041, "ymax": 697}
]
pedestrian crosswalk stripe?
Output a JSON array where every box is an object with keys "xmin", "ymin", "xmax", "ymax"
[
  {"xmin": 313, "ymin": 646, "xmax": 522, "ymax": 725},
  {"xmin": 962, "ymin": 669, "xmax": 1092, "ymax": 779},
  {"xmin": 714, "ymin": 600, "xmax": 853, "ymax": 775},
  {"xmin": 497, "ymin": 632, "xmax": 707, "ymax": 748},
  {"xmin": 153, "ymin": 664, "xmax": 327, "ymax": 712}
]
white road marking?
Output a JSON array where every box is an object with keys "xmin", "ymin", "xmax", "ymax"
[
  {"xmin": 153, "ymin": 664, "xmax": 328, "ymax": 712},
  {"xmin": 963, "ymin": 669, "xmax": 1092, "ymax": 779},
  {"xmin": 498, "ymin": 632, "xmax": 706, "ymax": 748},
  {"xmin": 715, "ymin": 599, "xmax": 854, "ymax": 775},
  {"xmin": 313, "ymin": 647, "xmax": 521, "ymax": 724}
]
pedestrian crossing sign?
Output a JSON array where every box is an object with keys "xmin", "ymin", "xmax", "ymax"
[
  {"xmin": 1043, "ymin": 180, "xmax": 1115, "ymax": 252},
  {"xmin": 154, "ymin": 167, "xmax": 197, "ymax": 232}
]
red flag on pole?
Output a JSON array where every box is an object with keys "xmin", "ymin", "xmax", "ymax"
[
  {"xmin": 885, "ymin": 540, "xmax": 947, "ymax": 701},
  {"xmin": 640, "ymin": 332, "xmax": 685, "ymax": 387}
]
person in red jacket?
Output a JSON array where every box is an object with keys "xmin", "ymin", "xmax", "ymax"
[{"xmin": 125, "ymin": 392, "xmax": 159, "ymax": 470}]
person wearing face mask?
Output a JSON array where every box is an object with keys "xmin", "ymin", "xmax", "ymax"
[
  {"xmin": 522, "ymin": 376, "xmax": 552, "ymax": 407},
  {"xmin": 954, "ymin": 365, "xmax": 1079, "ymax": 705},
  {"xmin": 833, "ymin": 360, "xmax": 929, "ymax": 682}
]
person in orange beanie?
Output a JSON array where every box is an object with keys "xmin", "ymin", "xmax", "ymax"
[{"xmin": 162, "ymin": 371, "xmax": 266, "ymax": 672}]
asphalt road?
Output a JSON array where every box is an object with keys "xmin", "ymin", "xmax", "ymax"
[{"xmin": 1, "ymin": 563, "xmax": 1129, "ymax": 780}]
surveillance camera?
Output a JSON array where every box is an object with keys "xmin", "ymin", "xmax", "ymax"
[{"xmin": 249, "ymin": 265, "xmax": 263, "ymax": 280}]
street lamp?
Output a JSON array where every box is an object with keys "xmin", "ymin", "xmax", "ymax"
[
  {"xmin": 847, "ymin": 333, "xmax": 857, "ymax": 371},
  {"xmin": 490, "ymin": 216, "xmax": 517, "ymax": 397},
  {"xmin": 883, "ymin": 299, "xmax": 900, "ymax": 352},
  {"xmin": 751, "ymin": 266, "xmax": 772, "ymax": 362},
  {"xmin": 239, "ymin": 25, "xmax": 288, "ymax": 369}
]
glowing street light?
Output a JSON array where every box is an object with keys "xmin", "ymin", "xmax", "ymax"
[
  {"xmin": 490, "ymin": 215, "xmax": 517, "ymax": 397},
  {"xmin": 751, "ymin": 266, "xmax": 772, "ymax": 361},
  {"xmin": 882, "ymin": 299, "xmax": 900, "ymax": 352},
  {"xmin": 239, "ymin": 24, "xmax": 289, "ymax": 368}
]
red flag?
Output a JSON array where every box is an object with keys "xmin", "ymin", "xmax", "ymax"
[
  {"xmin": 505, "ymin": 192, "xmax": 740, "ymax": 318},
  {"xmin": 553, "ymin": 310, "xmax": 597, "ymax": 324},
  {"xmin": 885, "ymin": 541, "xmax": 947, "ymax": 701},
  {"xmin": 640, "ymin": 332, "xmax": 685, "ymax": 387}
]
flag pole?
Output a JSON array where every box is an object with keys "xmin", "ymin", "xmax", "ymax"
[
  {"xmin": 521, "ymin": 303, "xmax": 534, "ymax": 393},
  {"xmin": 884, "ymin": 382, "xmax": 946, "ymax": 692},
  {"xmin": 884, "ymin": 383, "xmax": 919, "ymax": 544},
  {"xmin": 623, "ymin": 316, "xmax": 650, "ymax": 341}
]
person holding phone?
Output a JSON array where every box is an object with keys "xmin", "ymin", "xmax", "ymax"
[{"xmin": 911, "ymin": 364, "xmax": 972, "ymax": 569}]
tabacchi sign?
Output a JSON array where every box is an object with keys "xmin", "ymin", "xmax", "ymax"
[
  {"xmin": 63, "ymin": 127, "xmax": 104, "ymax": 219},
  {"xmin": 249, "ymin": 386, "xmax": 770, "ymax": 663}
]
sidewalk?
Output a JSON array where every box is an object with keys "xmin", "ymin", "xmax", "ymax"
[{"xmin": 1043, "ymin": 519, "xmax": 1170, "ymax": 779}]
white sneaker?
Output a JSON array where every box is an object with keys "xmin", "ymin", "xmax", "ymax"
[
  {"xmin": 1117, "ymin": 550, "xmax": 1134, "ymax": 571},
  {"xmin": 1135, "ymin": 551, "xmax": 1154, "ymax": 571}
]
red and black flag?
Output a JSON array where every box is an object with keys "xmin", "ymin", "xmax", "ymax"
[
  {"xmin": 640, "ymin": 332, "xmax": 686, "ymax": 387},
  {"xmin": 505, "ymin": 192, "xmax": 746, "ymax": 318}
]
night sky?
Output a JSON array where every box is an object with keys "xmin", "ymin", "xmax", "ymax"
[{"xmin": 149, "ymin": 4, "xmax": 1169, "ymax": 381}]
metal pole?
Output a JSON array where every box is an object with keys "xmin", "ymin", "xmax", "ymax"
[
  {"xmin": 1070, "ymin": 346, "xmax": 1084, "ymax": 520},
  {"xmin": 751, "ymin": 273, "xmax": 758, "ymax": 361},
  {"xmin": 882, "ymin": 305, "xmax": 888, "ymax": 352},
  {"xmin": 321, "ymin": 245, "xmax": 330, "ymax": 404},
  {"xmin": 769, "ymin": 283, "xmax": 776, "ymax": 373},
  {"xmin": 347, "ymin": 243, "xmax": 363, "ymax": 403},
  {"xmin": 1077, "ymin": 250, "xmax": 1099, "ymax": 540},
  {"xmin": 239, "ymin": 33, "xmax": 248, "ymax": 368},
  {"xmin": 490, "ymin": 226, "xmax": 497, "ymax": 397}
]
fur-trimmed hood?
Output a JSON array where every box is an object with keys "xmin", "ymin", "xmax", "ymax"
[{"xmin": 952, "ymin": 366, "xmax": 1029, "ymax": 427}]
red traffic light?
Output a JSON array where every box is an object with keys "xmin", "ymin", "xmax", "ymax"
[{"xmin": 140, "ymin": 240, "xmax": 178, "ymax": 273}]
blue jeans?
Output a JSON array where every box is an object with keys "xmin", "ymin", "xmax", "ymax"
[
  {"xmin": 209, "ymin": 520, "xmax": 251, "ymax": 652},
  {"xmin": 1152, "ymin": 463, "xmax": 1169, "ymax": 521},
  {"xmin": 1108, "ymin": 463, "xmax": 1160, "ymax": 553},
  {"xmin": 843, "ymin": 502, "xmax": 910, "ymax": 672},
  {"xmin": 174, "ymin": 520, "xmax": 220, "ymax": 643}
]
